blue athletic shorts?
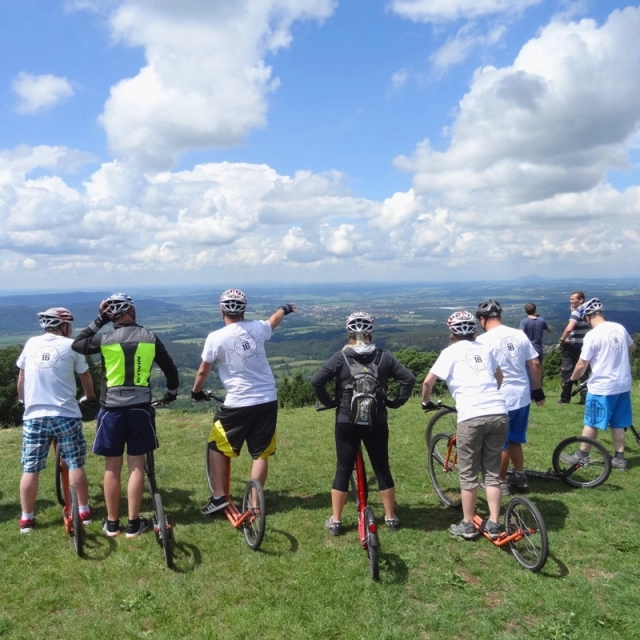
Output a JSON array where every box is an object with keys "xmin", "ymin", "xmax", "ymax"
[
  {"xmin": 503, "ymin": 404, "xmax": 530, "ymax": 449},
  {"xmin": 584, "ymin": 392, "xmax": 632, "ymax": 430},
  {"xmin": 22, "ymin": 417, "xmax": 86, "ymax": 473},
  {"xmin": 93, "ymin": 406, "xmax": 158, "ymax": 457}
]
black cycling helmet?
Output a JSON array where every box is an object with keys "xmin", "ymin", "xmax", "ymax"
[{"xmin": 475, "ymin": 299, "xmax": 502, "ymax": 319}]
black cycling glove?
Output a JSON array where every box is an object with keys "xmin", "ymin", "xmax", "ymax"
[
  {"xmin": 421, "ymin": 401, "xmax": 437, "ymax": 412},
  {"xmin": 531, "ymin": 388, "xmax": 546, "ymax": 403},
  {"xmin": 279, "ymin": 304, "xmax": 294, "ymax": 315},
  {"xmin": 161, "ymin": 391, "xmax": 178, "ymax": 404},
  {"xmin": 191, "ymin": 390, "xmax": 210, "ymax": 402}
]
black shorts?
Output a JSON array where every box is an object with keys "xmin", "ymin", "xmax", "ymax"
[{"xmin": 207, "ymin": 400, "xmax": 277, "ymax": 460}]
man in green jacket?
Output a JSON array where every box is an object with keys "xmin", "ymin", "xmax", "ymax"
[{"xmin": 72, "ymin": 293, "xmax": 179, "ymax": 538}]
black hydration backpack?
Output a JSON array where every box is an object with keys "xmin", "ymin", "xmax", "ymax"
[{"xmin": 343, "ymin": 350, "xmax": 384, "ymax": 426}]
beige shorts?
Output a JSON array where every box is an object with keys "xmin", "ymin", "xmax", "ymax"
[{"xmin": 456, "ymin": 414, "xmax": 509, "ymax": 490}]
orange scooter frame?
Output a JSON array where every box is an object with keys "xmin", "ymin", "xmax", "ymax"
[
  {"xmin": 205, "ymin": 446, "xmax": 266, "ymax": 550},
  {"xmin": 54, "ymin": 441, "xmax": 84, "ymax": 557},
  {"xmin": 428, "ymin": 432, "xmax": 549, "ymax": 572}
]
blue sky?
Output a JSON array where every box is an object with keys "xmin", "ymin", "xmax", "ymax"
[{"xmin": 0, "ymin": 0, "xmax": 639, "ymax": 290}]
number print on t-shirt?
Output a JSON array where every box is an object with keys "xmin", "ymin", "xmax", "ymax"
[
  {"xmin": 465, "ymin": 348, "xmax": 489, "ymax": 371},
  {"xmin": 33, "ymin": 346, "xmax": 61, "ymax": 369},
  {"xmin": 500, "ymin": 337, "xmax": 521, "ymax": 359},
  {"xmin": 232, "ymin": 333, "xmax": 258, "ymax": 360},
  {"xmin": 608, "ymin": 331, "xmax": 624, "ymax": 351}
]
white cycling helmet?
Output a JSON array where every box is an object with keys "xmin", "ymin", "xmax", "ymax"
[
  {"xmin": 220, "ymin": 288, "xmax": 247, "ymax": 316},
  {"xmin": 104, "ymin": 293, "xmax": 134, "ymax": 318},
  {"xmin": 346, "ymin": 311, "xmax": 374, "ymax": 333},
  {"xmin": 578, "ymin": 298, "xmax": 603, "ymax": 317},
  {"xmin": 447, "ymin": 311, "xmax": 477, "ymax": 336},
  {"xmin": 38, "ymin": 307, "xmax": 74, "ymax": 330}
]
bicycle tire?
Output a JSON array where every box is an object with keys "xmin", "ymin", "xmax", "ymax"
[
  {"xmin": 504, "ymin": 496, "xmax": 548, "ymax": 572},
  {"xmin": 153, "ymin": 492, "xmax": 174, "ymax": 569},
  {"xmin": 552, "ymin": 436, "xmax": 612, "ymax": 488},
  {"xmin": 425, "ymin": 406, "xmax": 457, "ymax": 449},
  {"xmin": 428, "ymin": 433, "xmax": 462, "ymax": 509},
  {"xmin": 55, "ymin": 446, "xmax": 65, "ymax": 507},
  {"xmin": 205, "ymin": 442, "xmax": 215, "ymax": 495},
  {"xmin": 70, "ymin": 485, "xmax": 84, "ymax": 557},
  {"xmin": 241, "ymin": 479, "xmax": 266, "ymax": 551},
  {"xmin": 364, "ymin": 506, "xmax": 380, "ymax": 582}
]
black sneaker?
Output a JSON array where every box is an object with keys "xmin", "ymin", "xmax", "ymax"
[
  {"xmin": 102, "ymin": 518, "xmax": 120, "ymax": 537},
  {"xmin": 125, "ymin": 517, "xmax": 149, "ymax": 538},
  {"xmin": 200, "ymin": 495, "xmax": 229, "ymax": 516},
  {"xmin": 325, "ymin": 516, "xmax": 343, "ymax": 536},
  {"xmin": 507, "ymin": 472, "xmax": 529, "ymax": 491},
  {"xmin": 384, "ymin": 516, "xmax": 400, "ymax": 531}
]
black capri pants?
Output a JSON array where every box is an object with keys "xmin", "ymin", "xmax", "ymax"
[{"xmin": 333, "ymin": 421, "xmax": 394, "ymax": 492}]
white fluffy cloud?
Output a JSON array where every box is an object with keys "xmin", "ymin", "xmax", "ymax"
[
  {"xmin": 388, "ymin": 0, "xmax": 543, "ymax": 23},
  {"xmin": 95, "ymin": 0, "xmax": 336, "ymax": 169},
  {"xmin": 2, "ymin": 5, "xmax": 640, "ymax": 285},
  {"xmin": 12, "ymin": 73, "xmax": 74, "ymax": 114}
]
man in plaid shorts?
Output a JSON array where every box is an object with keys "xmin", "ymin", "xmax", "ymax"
[{"xmin": 17, "ymin": 308, "xmax": 96, "ymax": 533}]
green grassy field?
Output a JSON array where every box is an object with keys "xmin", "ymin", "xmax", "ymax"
[{"xmin": 1, "ymin": 390, "xmax": 639, "ymax": 639}]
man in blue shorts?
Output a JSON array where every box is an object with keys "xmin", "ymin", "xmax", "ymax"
[
  {"xmin": 192, "ymin": 289, "xmax": 296, "ymax": 515},
  {"xmin": 72, "ymin": 294, "xmax": 179, "ymax": 537},
  {"xmin": 563, "ymin": 298, "xmax": 635, "ymax": 470},
  {"xmin": 17, "ymin": 308, "xmax": 96, "ymax": 533},
  {"xmin": 475, "ymin": 300, "xmax": 546, "ymax": 496}
]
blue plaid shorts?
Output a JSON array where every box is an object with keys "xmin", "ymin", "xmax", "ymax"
[{"xmin": 22, "ymin": 417, "xmax": 87, "ymax": 473}]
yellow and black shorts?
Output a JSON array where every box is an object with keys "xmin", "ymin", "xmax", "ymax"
[{"xmin": 207, "ymin": 400, "xmax": 277, "ymax": 460}]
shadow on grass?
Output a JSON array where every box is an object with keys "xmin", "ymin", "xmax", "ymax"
[
  {"xmin": 262, "ymin": 488, "xmax": 333, "ymax": 515},
  {"xmin": 380, "ymin": 552, "xmax": 409, "ymax": 584},
  {"xmin": 536, "ymin": 552, "xmax": 569, "ymax": 579},
  {"xmin": 258, "ymin": 528, "xmax": 299, "ymax": 555},
  {"xmin": 141, "ymin": 487, "xmax": 202, "ymax": 525},
  {"xmin": 81, "ymin": 531, "xmax": 117, "ymax": 561},
  {"xmin": 170, "ymin": 541, "xmax": 202, "ymax": 574}
]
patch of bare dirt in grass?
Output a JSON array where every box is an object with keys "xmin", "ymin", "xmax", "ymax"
[
  {"xmin": 487, "ymin": 593, "xmax": 502, "ymax": 609},
  {"xmin": 584, "ymin": 567, "xmax": 614, "ymax": 581},
  {"xmin": 458, "ymin": 568, "xmax": 480, "ymax": 585}
]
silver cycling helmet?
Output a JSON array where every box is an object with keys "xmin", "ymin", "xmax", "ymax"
[
  {"xmin": 345, "ymin": 311, "xmax": 374, "ymax": 333},
  {"xmin": 447, "ymin": 311, "xmax": 477, "ymax": 336},
  {"xmin": 38, "ymin": 307, "xmax": 74, "ymax": 330},
  {"xmin": 104, "ymin": 293, "xmax": 134, "ymax": 318},
  {"xmin": 220, "ymin": 288, "xmax": 247, "ymax": 316},
  {"xmin": 578, "ymin": 298, "xmax": 603, "ymax": 317}
]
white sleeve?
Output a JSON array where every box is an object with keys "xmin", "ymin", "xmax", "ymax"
[
  {"xmin": 74, "ymin": 353, "xmax": 90, "ymax": 375},
  {"xmin": 201, "ymin": 334, "xmax": 218, "ymax": 363},
  {"xmin": 429, "ymin": 350, "xmax": 451, "ymax": 382}
]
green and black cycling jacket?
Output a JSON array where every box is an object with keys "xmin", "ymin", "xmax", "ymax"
[{"xmin": 72, "ymin": 315, "xmax": 179, "ymax": 409}]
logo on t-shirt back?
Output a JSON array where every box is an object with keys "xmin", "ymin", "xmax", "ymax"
[
  {"xmin": 608, "ymin": 331, "xmax": 624, "ymax": 351},
  {"xmin": 465, "ymin": 349, "xmax": 489, "ymax": 371},
  {"xmin": 232, "ymin": 333, "xmax": 258, "ymax": 360},
  {"xmin": 33, "ymin": 346, "xmax": 60, "ymax": 369},
  {"xmin": 500, "ymin": 337, "xmax": 521, "ymax": 359}
]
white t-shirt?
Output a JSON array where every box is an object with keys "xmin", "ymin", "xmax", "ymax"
[
  {"xmin": 201, "ymin": 320, "xmax": 276, "ymax": 407},
  {"xmin": 579, "ymin": 321, "xmax": 633, "ymax": 395},
  {"xmin": 476, "ymin": 324, "xmax": 539, "ymax": 411},
  {"xmin": 17, "ymin": 333, "xmax": 89, "ymax": 420},
  {"xmin": 429, "ymin": 340, "xmax": 507, "ymax": 423}
]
